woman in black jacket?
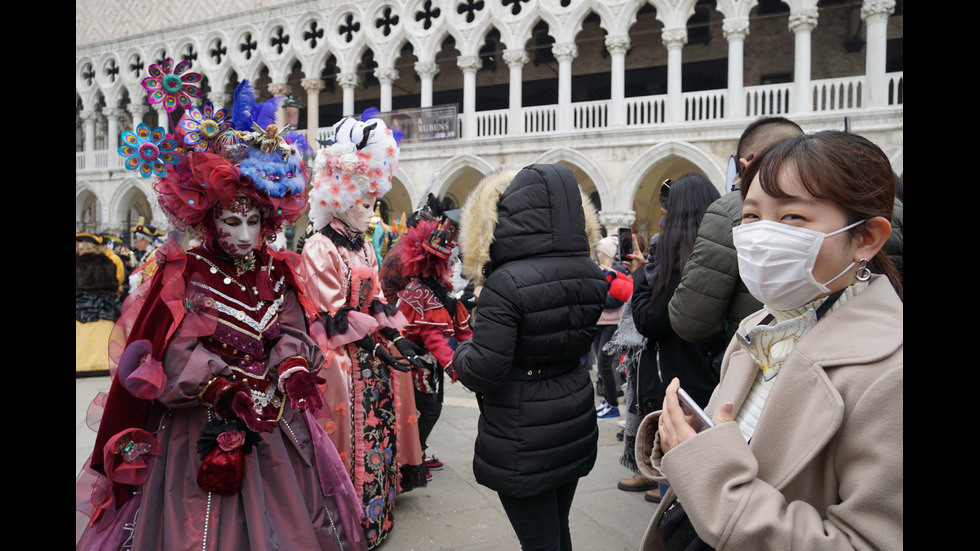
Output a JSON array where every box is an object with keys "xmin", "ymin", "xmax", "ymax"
[
  {"xmin": 453, "ymin": 165, "xmax": 607, "ymax": 551},
  {"xmin": 630, "ymin": 173, "xmax": 726, "ymax": 432}
]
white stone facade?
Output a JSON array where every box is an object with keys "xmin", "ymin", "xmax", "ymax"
[{"xmin": 76, "ymin": 0, "xmax": 903, "ymax": 248}]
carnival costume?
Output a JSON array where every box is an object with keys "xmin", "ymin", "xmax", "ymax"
[
  {"xmin": 75, "ymin": 66, "xmax": 365, "ymax": 551},
  {"xmin": 380, "ymin": 201, "xmax": 472, "ymax": 463},
  {"xmin": 301, "ymin": 110, "xmax": 427, "ymax": 549},
  {"xmin": 77, "ymin": 234, "xmax": 123, "ymax": 376}
]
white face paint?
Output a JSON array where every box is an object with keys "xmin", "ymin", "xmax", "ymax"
[{"xmin": 214, "ymin": 207, "xmax": 262, "ymax": 257}]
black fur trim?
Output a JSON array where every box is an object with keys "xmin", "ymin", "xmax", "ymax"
[
  {"xmin": 368, "ymin": 298, "xmax": 398, "ymax": 317},
  {"xmin": 319, "ymin": 224, "xmax": 364, "ymax": 252},
  {"xmin": 399, "ymin": 463, "xmax": 429, "ymax": 492},
  {"xmin": 320, "ymin": 306, "xmax": 356, "ymax": 336}
]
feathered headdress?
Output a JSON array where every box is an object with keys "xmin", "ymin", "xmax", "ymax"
[
  {"xmin": 118, "ymin": 67, "xmax": 312, "ymax": 237},
  {"xmin": 308, "ymin": 108, "xmax": 402, "ymax": 231}
]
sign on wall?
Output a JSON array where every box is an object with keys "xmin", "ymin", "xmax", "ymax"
[{"xmin": 377, "ymin": 105, "xmax": 458, "ymax": 143}]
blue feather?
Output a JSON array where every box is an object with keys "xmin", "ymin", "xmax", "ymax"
[
  {"xmin": 361, "ymin": 107, "xmax": 380, "ymax": 122},
  {"xmin": 253, "ymin": 96, "xmax": 283, "ymax": 130},
  {"xmin": 231, "ymin": 80, "xmax": 257, "ymax": 131}
]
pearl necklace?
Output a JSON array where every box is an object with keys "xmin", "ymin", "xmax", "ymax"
[{"xmin": 190, "ymin": 252, "xmax": 257, "ymax": 295}]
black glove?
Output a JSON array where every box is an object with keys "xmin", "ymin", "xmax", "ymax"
[
  {"xmin": 355, "ymin": 335, "xmax": 411, "ymax": 372},
  {"xmin": 393, "ymin": 337, "xmax": 428, "ymax": 369},
  {"xmin": 380, "ymin": 328, "xmax": 426, "ymax": 369}
]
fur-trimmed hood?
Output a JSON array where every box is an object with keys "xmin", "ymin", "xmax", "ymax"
[{"xmin": 459, "ymin": 164, "xmax": 600, "ymax": 286}]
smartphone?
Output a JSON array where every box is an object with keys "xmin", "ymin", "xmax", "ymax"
[
  {"xmin": 616, "ymin": 227, "xmax": 633, "ymax": 261},
  {"xmin": 677, "ymin": 387, "xmax": 714, "ymax": 433}
]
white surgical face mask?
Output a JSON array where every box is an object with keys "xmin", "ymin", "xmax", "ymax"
[{"xmin": 733, "ymin": 219, "xmax": 864, "ymax": 310}]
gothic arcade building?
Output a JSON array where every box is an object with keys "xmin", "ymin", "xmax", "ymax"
[{"xmin": 76, "ymin": 0, "xmax": 903, "ymax": 248}]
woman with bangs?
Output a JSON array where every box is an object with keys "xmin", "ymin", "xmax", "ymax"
[{"xmin": 635, "ymin": 130, "xmax": 903, "ymax": 550}]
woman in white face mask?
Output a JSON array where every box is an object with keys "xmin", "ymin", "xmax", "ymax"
[{"xmin": 634, "ymin": 130, "xmax": 903, "ymax": 551}]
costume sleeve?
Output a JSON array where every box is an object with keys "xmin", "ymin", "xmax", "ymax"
[
  {"xmin": 156, "ymin": 335, "xmax": 232, "ymax": 409},
  {"xmin": 417, "ymin": 323, "xmax": 456, "ymax": 368},
  {"xmin": 300, "ymin": 234, "xmax": 348, "ymax": 314},
  {"xmin": 668, "ymin": 195, "xmax": 741, "ymax": 342},
  {"xmin": 657, "ymin": 367, "xmax": 904, "ymax": 551},
  {"xmin": 453, "ymin": 270, "xmax": 520, "ymax": 395},
  {"xmin": 268, "ymin": 287, "xmax": 324, "ymax": 373}
]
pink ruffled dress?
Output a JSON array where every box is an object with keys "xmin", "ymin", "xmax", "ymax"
[{"xmin": 301, "ymin": 222, "xmax": 425, "ymax": 549}]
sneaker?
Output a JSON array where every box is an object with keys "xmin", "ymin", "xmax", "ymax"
[
  {"xmin": 618, "ymin": 473, "xmax": 658, "ymax": 492},
  {"xmin": 595, "ymin": 399, "xmax": 609, "ymax": 412},
  {"xmin": 424, "ymin": 456, "xmax": 444, "ymax": 471},
  {"xmin": 618, "ymin": 419, "xmax": 627, "ymax": 428},
  {"xmin": 597, "ymin": 405, "xmax": 620, "ymax": 419}
]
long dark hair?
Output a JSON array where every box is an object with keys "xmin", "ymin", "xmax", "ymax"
[
  {"xmin": 649, "ymin": 172, "xmax": 720, "ymax": 300},
  {"xmin": 742, "ymin": 130, "xmax": 902, "ymax": 300}
]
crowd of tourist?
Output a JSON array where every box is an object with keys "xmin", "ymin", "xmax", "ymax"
[{"xmin": 76, "ymin": 60, "xmax": 904, "ymax": 551}]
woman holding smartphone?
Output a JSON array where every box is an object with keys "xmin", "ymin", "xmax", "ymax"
[{"xmin": 636, "ymin": 131, "xmax": 903, "ymax": 550}]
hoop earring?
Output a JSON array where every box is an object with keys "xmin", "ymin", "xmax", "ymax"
[{"xmin": 855, "ymin": 258, "xmax": 872, "ymax": 282}]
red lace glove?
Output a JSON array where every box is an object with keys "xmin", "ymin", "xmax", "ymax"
[{"xmin": 201, "ymin": 377, "xmax": 277, "ymax": 433}]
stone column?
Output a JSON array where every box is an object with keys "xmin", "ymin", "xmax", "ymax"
[
  {"xmin": 301, "ymin": 78, "xmax": 325, "ymax": 142},
  {"xmin": 104, "ymin": 108, "xmax": 123, "ymax": 153},
  {"xmin": 662, "ymin": 28, "xmax": 686, "ymax": 123},
  {"xmin": 605, "ymin": 35, "xmax": 630, "ymax": 127},
  {"xmin": 415, "ymin": 61, "xmax": 439, "ymax": 108},
  {"xmin": 503, "ymin": 49, "xmax": 529, "ymax": 135},
  {"xmin": 553, "ymin": 43, "xmax": 578, "ymax": 132},
  {"xmin": 457, "ymin": 55, "xmax": 481, "ymax": 139},
  {"xmin": 80, "ymin": 109, "xmax": 97, "ymax": 162},
  {"xmin": 723, "ymin": 17, "xmax": 749, "ymax": 120},
  {"xmin": 208, "ymin": 92, "xmax": 230, "ymax": 111},
  {"xmin": 789, "ymin": 9, "xmax": 818, "ymax": 113},
  {"xmin": 862, "ymin": 0, "xmax": 895, "ymax": 107},
  {"xmin": 155, "ymin": 106, "xmax": 170, "ymax": 133},
  {"xmin": 635, "ymin": 220, "xmax": 652, "ymax": 246},
  {"xmin": 268, "ymin": 82, "xmax": 292, "ymax": 127},
  {"xmin": 337, "ymin": 72, "xmax": 359, "ymax": 116},
  {"xmin": 128, "ymin": 103, "xmax": 146, "ymax": 130},
  {"xmin": 375, "ymin": 67, "xmax": 399, "ymax": 112},
  {"xmin": 598, "ymin": 211, "xmax": 636, "ymax": 241}
]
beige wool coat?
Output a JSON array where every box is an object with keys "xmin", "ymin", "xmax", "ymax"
[{"xmin": 636, "ymin": 275, "xmax": 903, "ymax": 550}]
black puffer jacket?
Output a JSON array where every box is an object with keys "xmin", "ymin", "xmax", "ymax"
[{"xmin": 453, "ymin": 164, "xmax": 606, "ymax": 498}]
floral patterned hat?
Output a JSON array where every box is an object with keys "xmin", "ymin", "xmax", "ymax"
[
  {"xmin": 307, "ymin": 108, "xmax": 402, "ymax": 231},
  {"xmin": 116, "ymin": 58, "xmax": 312, "ymax": 238}
]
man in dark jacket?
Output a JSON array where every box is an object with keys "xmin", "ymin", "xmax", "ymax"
[
  {"xmin": 667, "ymin": 117, "xmax": 803, "ymax": 342},
  {"xmin": 453, "ymin": 164, "xmax": 606, "ymax": 551}
]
